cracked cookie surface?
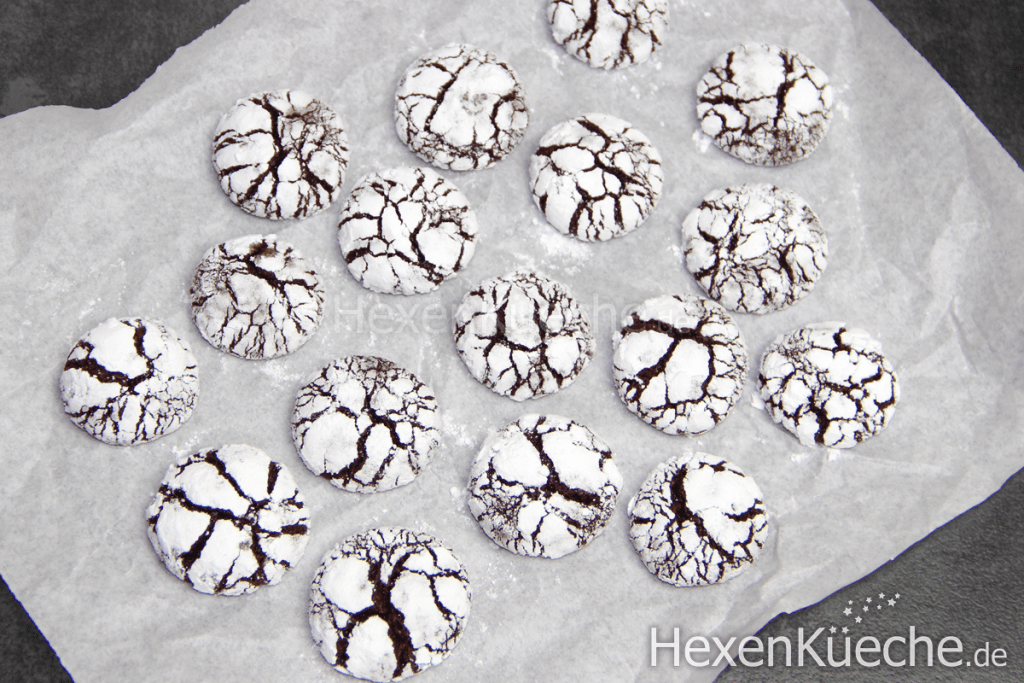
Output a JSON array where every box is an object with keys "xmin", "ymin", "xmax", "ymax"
[
  {"xmin": 292, "ymin": 356, "xmax": 440, "ymax": 493},
  {"xmin": 613, "ymin": 295, "xmax": 746, "ymax": 435},
  {"xmin": 212, "ymin": 90, "xmax": 349, "ymax": 219},
  {"xmin": 681, "ymin": 184, "xmax": 828, "ymax": 314},
  {"xmin": 530, "ymin": 113, "xmax": 663, "ymax": 241},
  {"xmin": 394, "ymin": 44, "xmax": 529, "ymax": 171},
  {"xmin": 190, "ymin": 234, "xmax": 324, "ymax": 359},
  {"xmin": 453, "ymin": 270, "xmax": 593, "ymax": 401},
  {"xmin": 309, "ymin": 527, "xmax": 471, "ymax": 682},
  {"xmin": 468, "ymin": 414, "xmax": 621, "ymax": 559},
  {"xmin": 548, "ymin": 0, "xmax": 668, "ymax": 70},
  {"xmin": 339, "ymin": 167, "xmax": 478, "ymax": 295},
  {"xmin": 696, "ymin": 43, "xmax": 833, "ymax": 166},
  {"xmin": 628, "ymin": 452, "xmax": 767, "ymax": 586},
  {"xmin": 758, "ymin": 323, "xmax": 899, "ymax": 448},
  {"xmin": 59, "ymin": 317, "xmax": 199, "ymax": 446},
  {"xmin": 146, "ymin": 444, "xmax": 309, "ymax": 596}
]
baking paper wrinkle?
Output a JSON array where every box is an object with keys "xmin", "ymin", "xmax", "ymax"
[{"xmin": 1, "ymin": 0, "xmax": 1023, "ymax": 681}]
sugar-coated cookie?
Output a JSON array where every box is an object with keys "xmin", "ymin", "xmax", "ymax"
[
  {"xmin": 612, "ymin": 295, "xmax": 747, "ymax": 435},
  {"xmin": 547, "ymin": 0, "xmax": 668, "ymax": 70},
  {"xmin": 758, "ymin": 323, "xmax": 899, "ymax": 448},
  {"xmin": 468, "ymin": 414, "xmax": 622, "ymax": 559},
  {"xmin": 291, "ymin": 356, "xmax": 440, "ymax": 492},
  {"xmin": 453, "ymin": 270, "xmax": 593, "ymax": 401},
  {"xmin": 338, "ymin": 167, "xmax": 478, "ymax": 295},
  {"xmin": 696, "ymin": 44, "xmax": 833, "ymax": 166},
  {"xmin": 190, "ymin": 234, "xmax": 324, "ymax": 359},
  {"xmin": 212, "ymin": 90, "xmax": 349, "ymax": 219},
  {"xmin": 395, "ymin": 44, "xmax": 529, "ymax": 171},
  {"xmin": 681, "ymin": 184, "xmax": 828, "ymax": 314},
  {"xmin": 628, "ymin": 452, "xmax": 768, "ymax": 586},
  {"xmin": 309, "ymin": 527, "xmax": 471, "ymax": 682},
  {"xmin": 59, "ymin": 317, "xmax": 199, "ymax": 446},
  {"xmin": 530, "ymin": 113, "xmax": 663, "ymax": 241},
  {"xmin": 146, "ymin": 444, "xmax": 309, "ymax": 595}
]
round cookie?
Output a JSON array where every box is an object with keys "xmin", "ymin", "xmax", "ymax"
[
  {"xmin": 291, "ymin": 355, "xmax": 440, "ymax": 493},
  {"xmin": 190, "ymin": 234, "xmax": 325, "ymax": 359},
  {"xmin": 681, "ymin": 184, "xmax": 828, "ymax": 314},
  {"xmin": 612, "ymin": 294, "xmax": 747, "ymax": 435},
  {"xmin": 309, "ymin": 527, "xmax": 471, "ymax": 682},
  {"xmin": 212, "ymin": 90, "xmax": 349, "ymax": 219},
  {"xmin": 146, "ymin": 444, "xmax": 310, "ymax": 596},
  {"xmin": 696, "ymin": 43, "xmax": 834, "ymax": 166},
  {"xmin": 394, "ymin": 44, "xmax": 529, "ymax": 171},
  {"xmin": 547, "ymin": 0, "xmax": 668, "ymax": 70},
  {"xmin": 453, "ymin": 270, "xmax": 594, "ymax": 401},
  {"xmin": 59, "ymin": 317, "xmax": 199, "ymax": 446},
  {"xmin": 758, "ymin": 323, "xmax": 900, "ymax": 448},
  {"xmin": 628, "ymin": 452, "xmax": 768, "ymax": 587},
  {"xmin": 468, "ymin": 414, "xmax": 622, "ymax": 559},
  {"xmin": 338, "ymin": 166, "xmax": 478, "ymax": 295},
  {"xmin": 530, "ymin": 113, "xmax": 663, "ymax": 242}
]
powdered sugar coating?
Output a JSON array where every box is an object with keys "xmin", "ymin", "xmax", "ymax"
[
  {"xmin": 291, "ymin": 356, "xmax": 440, "ymax": 492},
  {"xmin": 453, "ymin": 270, "xmax": 594, "ymax": 401},
  {"xmin": 59, "ymin": 317, "xmax": 199, "ymax": 446},
  {"xmin": 758, "ymin": 323, "xmax": 900, "ymax": 448},
  {"xmin": 681, "ymin": 184, "xmax": 828, "ymax": 314},
  {"xmin": 547, "ymin": 0, "xmax": 668, "ymax": 70},
  {"xmin": 146, "ymin": 444, "xmax": 309, "ymax": 596},
  {"xmin": 212, "ymin": 90, "xmax": 349, "ymax": 219},
  {"xmin": 394, "ymin": 44, "xmax": 529, "ymax": 171},
  {"xmin": 338, "ymin": 167, "xmax": 478, "ymax": 295},
  {"xmin": 309, "ymin": 527, "xmax": 471, "ymax": 682},
  {"xmin": 190, "ymin": 234, "xmax": 324, "ymax": 359},
  {"xmin": 468, "ymin": 414, "xmax": 622, "ymax": 559},
  {"xmin": 628, "ymin": 452, "xmax": 768, "ymax": 586}
]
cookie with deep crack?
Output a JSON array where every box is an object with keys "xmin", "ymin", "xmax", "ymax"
[
  {"xmin": 612, "ymin": 295, "xmax": 747, "ymax": 435},
  {"xmin": 548, "ymin": 0, "xmax": 668, "ymax": 70},
  {"xmin": 190, "ymin": 234, "xmax": 324, "ymax": 359},
  {"xmin": 628, "ymin": 452, "xmax": 768, "ymax": 586},
  {"xmin": 530, "ymin": 113, "xmax": 663, "ymax": 241},
  {"xmin": 309, "ymin": 527, "xmax": 471, "ymax": 682},
  {"xmin": 291, "ymin": 356, "xmax": 440, "ymax": 492},
  {"xmin": 468, "ymin": 414, "xmax": 622, "ymax": 559},
  {"xmin": 338, "ymin": 167, "xmax": 478, "ymax": 295},
  {"xmin": 59, "ymin": 317, "xmax": 199, "ymax": 446},
  {"xmin": 394, "ymin": 44, "xmax": 529, "ymax": 171},
  {"xmin": 453, "ymin": 270, "xmax": 594, "ymax": 401},
  {"xmin": 681, "ymin": 184, "xmax": 828, "ymax": 314},
  {"xmin": 146, "ymin": 444, "xmax": 309, "ymax": 596},
  {"xmin": 696, "ymin": 43, "xmax": 834, "ymax": 166},
  {"xmin": 212, "ymin": 90, "xmax": 349, "ymax": 219},
  {"xmin": 758, "ymin": 323, "xmax": 899, "ymax": 448}
]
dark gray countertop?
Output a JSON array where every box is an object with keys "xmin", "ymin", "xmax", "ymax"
[{"xmin": 1, "ymin": 1, "xmax": 1021, "ymax": 681}]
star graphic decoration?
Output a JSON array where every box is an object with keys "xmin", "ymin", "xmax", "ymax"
[
  {"xmin": 888, "ymin": 599, "xmax": 896, "ymax": 607},
  {"xmin": 855, "ymin": 616, "xmax": 862, "ymax": 624},
  {"xmin": 829, "ymin": 626, "xmax": 837, "ymax": 634},
  {"xmin": 844, "ymin": 607, "xmax": 852, "ymax": 616},
  {"xmin": 842, "ymin": 627, "xmax": 849, "ymax": 634}
]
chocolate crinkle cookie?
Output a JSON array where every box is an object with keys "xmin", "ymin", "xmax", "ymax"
[
  {"xmin": 146, "ymin": 444, "xmax": 309, "ymax": 596},
  {"xmin": 548, "ymin": 0, "xmax": 668, "ymax": 70},
  {"xmin": 530, "ymin": 113, "xmax": 663, "ymax": 242},
  {"xmin": 612, "ymin": 294, "xmax": 747, "ymax": 435},
  {"xmin": 468, "ymin": 414, "xmax": 622, "ymax": 559},
  {"xmin": 681, "ymin": 183, "xmax": 828, "ymax": 314},
  {"xmin": 696, "ymin": 43, "xmax": 833, "ymax": 166},
  {"xmin": 212, "ymin": 90, "xmax": 349, "ymax": 219},
  {"xmin": 190, "ymin": 233, "xmax": 324, "ymax": 359},
  {"xmin": 394, "ymin": 44, "xmax": 529, "ymax": 171},
  {"xmin": 453, "ymin": 270, "xmax": 594, "ymax": 401},
  {"xmin": 309, "ymin": 527, "xmax": 471, "ymax": 682},
  {"xmin": 628, "ymin": 452, "xmax": 768, "ymax": 587},
  {"xmin": 758, "ymin": 323, "xmax": 900, "ymax": 448},
  {"xmin": 59, "ymin": 317, "xmax": 199, "ymax": 446},
  {"xmin": 291, "ymin": 355, "xmax": 440, "ymax": 493},
  {"xmin": 338, "ymin": 166, "xmax": 478, "ymax": 295}
]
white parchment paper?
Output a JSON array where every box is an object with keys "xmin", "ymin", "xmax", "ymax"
[{"xmin": 2, "ymin": 0, "xmax": 1023, "ymax": 681}]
